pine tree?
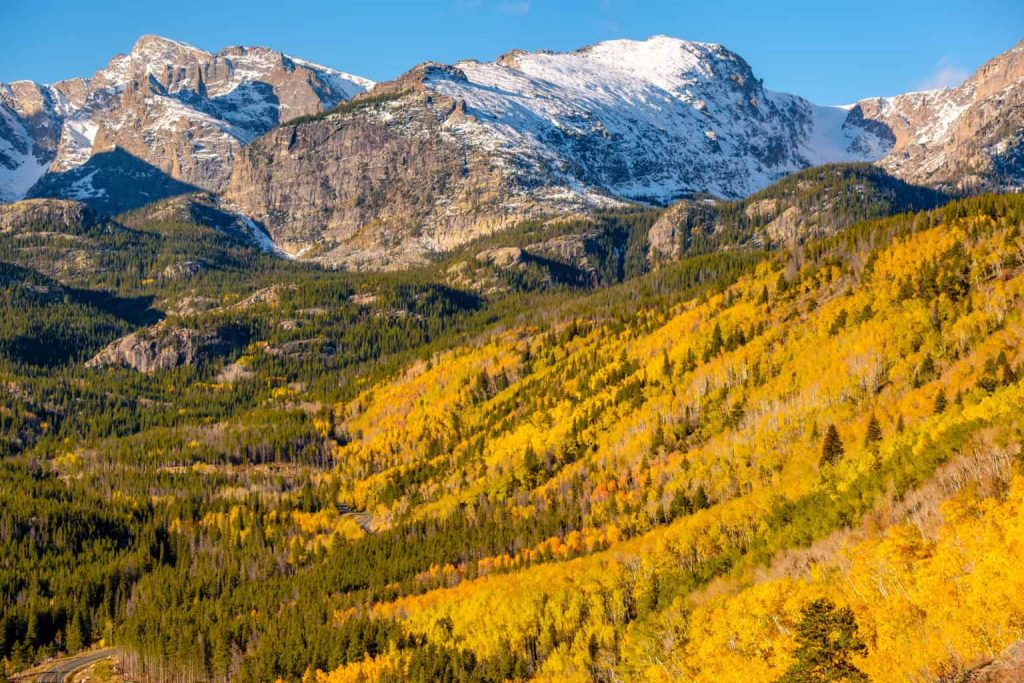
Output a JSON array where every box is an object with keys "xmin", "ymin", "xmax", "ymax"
[
  {"xmin": 863, "ymin": 414, "xmax": 882, "ymax": 449},
  {"xmin": 660, "ymin": 350, "xmax": 673, "ymax": 380},
  {"xmin": 933, "ymin": 390, "xmax": 948, "ymax": 414},
  {"xmin": 692, "ymin": 485, "xmax": 710, "ymax": 510},
  {"xmin": 523, "ymin": 445, "xmax": 541, "ymax": 485},
  {"xmin": 703, "ymin": 323, "xmax": 724, "ymax": 362},
  {"xmin": 778, "ymin": 598, "xmax": 868, "ymax": 683},
  {"xmin": 820, "ymin": 424, "xmax": 845, "ymax": 467}
]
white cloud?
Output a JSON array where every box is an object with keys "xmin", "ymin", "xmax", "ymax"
[
  {"xmin": 915, "ymin": 57, "xmax": 970, "ymax": 91},
  {"xmin": 497, "ymin": 1, "xmax": 531, "ymax": 15}
]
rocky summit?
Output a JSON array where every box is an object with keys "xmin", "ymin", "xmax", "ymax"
[
  {"xmin": 0, "ymin": 35, "xmax": 371, "ymax": 209},
  {"xmin": 225, "ymin": 37, "xmax": 895, "ymax": 267}
]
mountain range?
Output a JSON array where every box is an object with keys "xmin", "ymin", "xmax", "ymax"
[{"xmin": 2, "ymin": 34, "xmax": 1023, "ymax": 268}]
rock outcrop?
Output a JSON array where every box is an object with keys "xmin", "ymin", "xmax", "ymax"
[
  {"xmin": 225, "ymin": 37, "xmax": 891, "ymax": 268},
  {"xmin": 86, "ymin": 322, "xmax": 241, "ymax": 372},
  {"xmin": 226, "ymin": 77, "xmax": 529, "ymax": 269},
  {"xmin": 958, "ymin": 641, "xmax": 1024, "ymax": 683},
  {"xmin": 647, "ymin": 163, "xmax": 946, "ymax": 259},
  {"xmin": 5, "ymin": 35, "xmax": 1024, "ymax": 271},
  {"xmin": 0, "ymin": 198, "xmax": 101, "ymax": 233}
]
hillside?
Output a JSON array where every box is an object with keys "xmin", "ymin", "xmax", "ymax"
[
  {"xmin": 299, "ymin": 195, "xmax": 1024, "ymax": 682},
  {"xmin": 1, "ymin": 193, "xmax": 1023, "ymax": 682}
]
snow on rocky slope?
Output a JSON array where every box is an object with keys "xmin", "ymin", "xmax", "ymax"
[
  {"xmin": 424, "ymin": 36, "xmax": 891, "ymax": 201},
  {"xmin": 5, "ymin": 34, "xmax": 1024, "ymax": 268},
  {"xmin": 226, "ymin": 35, "xmax": 899, "ymax": 268},
  {"xmin": 853, "ymin": 39, "xmax": 1024, "ymax": 192},
  {"xmin": 0, "ymin": 35, "xmax": 372, "ymax": 206}
]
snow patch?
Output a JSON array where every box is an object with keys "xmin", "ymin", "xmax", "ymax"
[
  {"xmin": 0, "ymin": 105, "xmax": 51, "ymax": 201},
  {"xmin": 225, "ymin": 203, "xmax": 291, "ymax": 258},
  {"xmin": 427, "ymin": 35, "xmax": 893, "ymax": 202}
]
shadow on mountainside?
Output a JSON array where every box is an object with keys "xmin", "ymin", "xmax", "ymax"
[{"xmin": 27, "ymin": 147, "xmax": 201, "ymax": 216}]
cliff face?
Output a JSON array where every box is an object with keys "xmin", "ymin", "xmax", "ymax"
[
  {"xmin": 855, "ymin": 40, "xmax": 1024, "ymax": 192},
  {"xmin": 0, "ymin": 198, "xmax": 101, "ymax": 234},
  {"xmin": 86, "ymin": 322, "xmax": 243, "ymax": 373},
  {"xmin": 646, "ymin": 163, "xmax": 947, "ymax": 261},
  {"xmin": 225, "ymin": 38, "xmax": 892, "ymax": 268},
  {"xmin": 223, "ymin": 37, "xmax": 1024, "ymax": 269},
  {"xmin": 6, "ymin": 35, "xmax": 1024, "ymax": 271},
  {"xmin": 227, "ymin": 67, "xmax": 558, "ymax": 269}
]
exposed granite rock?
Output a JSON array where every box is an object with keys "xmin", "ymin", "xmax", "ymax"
[
  {"xmin": 230, "ymin": 284, "xmax": 296, "ymax": 310},
  {"xmin": 160, "ymin": 260, "xmax": 207, "ymax": 281},
  {"xmin": 224, "ymin": 38, "xmax": 890, "ymax": 269},
  {"xmin": 86, "ymin": 322, "xmax": 241, "ymax": 372},
  {"xmin": 648, "ymin": 200, "xmax": 700, "ymax": 260},
  {"xmin": 225, "ymin": 76, "xmax": 533, "ymax": 269},
  {"xmin": 646, "ymin": 163, "xmax": 946, "ymax": 258},
  {"xmin": 958, "ymin": 641, "xmax": 1024, "ymax": 683},
  {"xmin": 476, "ymin": 247, "xmax": 524, "ymax": 269},
  {"xmin": 4, "ymin": 35, "xmax": 371, "ymax": 209},
  {"xmin": 164, "ymin": 295, "xmax": 220, "ymax": 317}
]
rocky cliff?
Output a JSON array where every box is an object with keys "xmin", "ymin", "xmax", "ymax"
[
  {"xmin": 5, "ymin": 34, "xmax": 1024, "ymax": 270},
  {"xmin": 86, "ymin": 321, "xmax": 242, "ymax": 372},
  {"xmin": 854, "ymin": 40, "xmax": 1024, "ymax": 192}
]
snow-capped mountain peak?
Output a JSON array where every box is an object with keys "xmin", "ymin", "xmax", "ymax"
[
  {"xmin": 0, "ymin": 35, "xmax": 374, "ymax": 205},
  {"xmin": 421, "ymin": 34, "xmax": 887, "ymax": 202}
]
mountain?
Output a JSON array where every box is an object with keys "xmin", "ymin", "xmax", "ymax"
[
  {"xmin": 6, "ymin": 193, "xmax": 1021, "ymax": 681},
  {"xmin": 854, "ymin": 39, "xmax": 1024, "ymax": 192},
  {"xmin": 225, "ymin": 36, "xmax": 893, "ymax": 268},
  {"xmin": 5, "ymin": 35, "xmax": 1024, "ymax": 270},
  {"xmin": 0, "ymin": 35, "xmax": 372, "ymax": 207}
]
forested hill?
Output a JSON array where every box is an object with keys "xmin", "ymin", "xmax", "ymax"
[
  {"xmin": 2, "ymin": 193, "xmax": 1024, "ymax": 682},
  {"xmin": 648, "ymin": 162, "xmax": 948, "ymax": 259}
]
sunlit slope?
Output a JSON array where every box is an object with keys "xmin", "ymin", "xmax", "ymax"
[{"xmin": 319, "ymin": 196, "xmax": 1024, "ymax": 682}]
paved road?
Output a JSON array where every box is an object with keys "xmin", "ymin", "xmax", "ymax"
[
  {"xmin": 31, "ymin": 648, "xmax": 116, "ymax": 683},
  {"xmin": 336, "ymin": 504, "xmax": 374, "ymax": 532}
]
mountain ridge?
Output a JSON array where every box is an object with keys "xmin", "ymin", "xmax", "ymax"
[
  {"xmin": 4, "ymin": 34, "xmax": 1024, "ymax": 269},
  {"xmin": 0, "ymin": 35, "xmax": 373, "ymax": 204}
]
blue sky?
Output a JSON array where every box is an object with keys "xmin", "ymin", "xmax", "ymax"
[{"xmin": 3, "ymin": 0, "xmax": 1022, "ymax": 103}]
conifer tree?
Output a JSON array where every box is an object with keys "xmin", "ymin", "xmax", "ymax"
[
  {"xmin": 821, "ymin": 425, "xmax": 845, "ymax": 467},
  {"xmin": 863, "ymin": 414, "xmax": 882, "ymax": 449},
  {"xmin": 778, "ymin": 598, "xmax": 868, "ymax": 683},
  {"xmin": 933, "ymin": 390, "xmax": 948, "ymax": 414}
]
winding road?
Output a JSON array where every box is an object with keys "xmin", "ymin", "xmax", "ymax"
[
  {"xmin": 27, "ymin": 648, "xmax": 116, "ymax": 682},
  {"xmin": 336, "ymin": 504, "xmax": 374, "ymax": 533}
]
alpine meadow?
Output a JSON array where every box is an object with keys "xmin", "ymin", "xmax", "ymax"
[{"xmin": 2, "ymin": 9, "xmax": 1024, "ymax": 683}]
